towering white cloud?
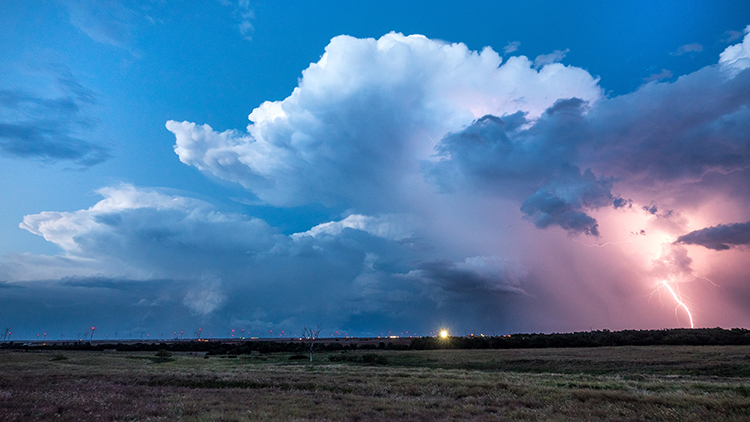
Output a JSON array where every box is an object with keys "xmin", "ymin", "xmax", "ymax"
[
  {"xmin": 719, "ymin": 25, "xmax": 750, "ymax": 75},
  {"xmin": 168, "ymin": 32, "xmax": 601, "ymax": 208}
]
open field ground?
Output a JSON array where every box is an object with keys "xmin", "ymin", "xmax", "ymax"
[{"xmin": 2, "ymin": 345, "xmax": 750, "ymax": 421}]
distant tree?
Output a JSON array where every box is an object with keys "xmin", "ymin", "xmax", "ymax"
[
  {"xmin": 154, "ymin": 349, "xmax": 173, "ymax": 362},
  {"xmin": 301, "ymin": 324, "xmax": 322, "ymax": 362}
]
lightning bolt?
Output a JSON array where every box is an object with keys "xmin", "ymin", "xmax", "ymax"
[
  {"xmin": 694, "ymin": 274, "xmax": 719, "ymax": 287},
  {"xmin": 660, "ymin": 280, "xmax": 694, "ymax": 328},
  {"xmin": 573, "ymin": 239, "xmax": 635, "ymax": 248}
]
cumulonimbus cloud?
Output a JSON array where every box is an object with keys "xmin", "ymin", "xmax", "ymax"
[
  {"xmin": 6, "ymin": 27, "xmax": 750, "ymax": 335},
  {"xmin": 166, "ymin": 28, "xmax": 750, "ymax": 332},
  {"xmin": 167, "ymin": 32, "xmax": 602, "ymax": 209},
  {"xmin": 168, "ymin": 29, "xmax": 750, "ymax": 237},
  {"xmin": 427, "ymin": 102, "xmax": 624, "ymax": 236},
  {"xmin": 429, "ymin": 27, "xmax": 750, "ymax": 235}
]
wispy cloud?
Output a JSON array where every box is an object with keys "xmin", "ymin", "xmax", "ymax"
[
  {"xmin": 643, "ymin": 68, "xmax": 673, "ymax": 82},
  {"xmin": 503, "ymin": 41, "xmax": 520, "ymax": 55},
  {"xmin": 63, "ymin": 0, "xmax": 136, "ymax": 50},
  {"xmin": 219, "ymin": 0, "xmax": 255, "ymax": 41},
  {"xmin": 721, "ymin": 30, "xmax": 743, "ymax": 43},
  {"xmin": 0, "ymin": 64, "xmax": 109, "ymax": 166},
  {"xmin": 533, "ymin": 48, "xmax": 569, "ymax": 68},
  {"xmin": 670, "ymin": 43, "xmax": 703, "ymax": 56}
]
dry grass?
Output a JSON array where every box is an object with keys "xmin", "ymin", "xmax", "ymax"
[{"xmin": 2, "ymin": 346, "xmax": 750, "ymax": 421}]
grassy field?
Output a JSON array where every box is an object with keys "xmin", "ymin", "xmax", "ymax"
[{"xmin": 2, "ymin": 346, "xmax": 750, "ymax": 421}]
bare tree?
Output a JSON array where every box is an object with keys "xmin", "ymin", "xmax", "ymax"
[{"xmin": 301, "ymin": 324, "xmax": 322, "ymax": 362}]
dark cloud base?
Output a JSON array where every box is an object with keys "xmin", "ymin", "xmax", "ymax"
[{"xmin": 675, "ymin": 221, "xmax": 750, "ymax": 250}]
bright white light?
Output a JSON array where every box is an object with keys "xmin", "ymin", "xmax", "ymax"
[
  {"xmin": 661, "ymin": 280, "xmax": 695, "ymax": 329},
  {"xmin": 439, "ymin": 329, "xmax": 449, "ymax": 339}
]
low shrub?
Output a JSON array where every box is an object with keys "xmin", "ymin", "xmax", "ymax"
[
  {"xmin": 289, "ymin": 354, "xmax": 308, "ymax": 360},
  {"xmin": 155, "ymin": 349, "xmax": 173, "ymax": 358},
  {"xmin": 328, "ymin": 353, "xmax": 388, "ymax": 365}
]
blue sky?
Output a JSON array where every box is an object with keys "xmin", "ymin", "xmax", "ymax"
[{"xmin": 1, "ymin": 1, "xmax": 750, "ymax": 340}]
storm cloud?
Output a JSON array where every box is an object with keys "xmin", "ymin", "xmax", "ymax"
[
  {"xmin": 5, "ymin": 27, "xmax": 750, "ymax": 336},
  {"xmin": 162, "ymin": 29, "xmax": 750, "ymax": 330},
  {"xmin": 404, "ymin": 256, "xmax": 526, "ymax": 297},
  {"xmin": 167, "ymin": 32, "xmax": 602, "ymax": 209},
  {"xmin": 675, "ymin": 221, "xmax": 750, "ymax": 251},
  {"xmin": 427, "ymin": 28, "xmax": 750, "ymax": 236},
  {"xmin": 9, "ymin": 184, "xmax": 517, "ymax": 333}
]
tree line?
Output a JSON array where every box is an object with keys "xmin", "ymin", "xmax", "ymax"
[
  {"xmin": 410, "ymin": 328, "xmax": 750, "ymax": 350},
  {"xmin": 3, "ymin": 328, "xmax": 750, "ymax": 354}
]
